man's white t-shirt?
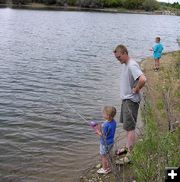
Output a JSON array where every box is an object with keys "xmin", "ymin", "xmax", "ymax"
[{"xmin": 120, "ymin": 58, "xmax": 143, "ymax": 103}]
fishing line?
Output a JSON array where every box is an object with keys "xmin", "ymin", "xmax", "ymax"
[
  {"xmin": 62, "ymin": 98, "xmax": 121, "ymax": 181},
  {"xmin": 61, "ymin": 98, "xmax": 91, "ymax": 125}
]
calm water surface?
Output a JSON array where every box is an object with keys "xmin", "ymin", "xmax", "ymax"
[{"xmin": 0, "ymin": 8, "xmax": 179, "ymax": 182}]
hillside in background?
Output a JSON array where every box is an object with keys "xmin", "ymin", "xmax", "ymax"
[{"xmin": 0, "ymin": 0, "xmax": 180, "ymax": 12}]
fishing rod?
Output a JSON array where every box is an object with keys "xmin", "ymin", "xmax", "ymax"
[
  {"xmin": 61, "ymin": 98, "xmax": 98, "ymax": 128},
  {"xmin": 62, "ymin": 98, "xmax": 88, "ymax": 123},
  {"xmin": 62, "ymin": 98, "xmax": 121, "ymax": 181},
  {"xmin": 62, "ymin": 97, "xmax": 143, "ymax": 135},
  {"xmin": 62, "ymin": 96, "xmax": 143, "ymax": 137}
]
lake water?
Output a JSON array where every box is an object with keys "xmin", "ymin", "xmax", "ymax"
[{"xmin": 0, "ymin": 8, "xmax": 179, "ymax": 182}]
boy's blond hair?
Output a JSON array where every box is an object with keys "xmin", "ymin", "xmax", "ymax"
[{"xmin": 103, "ymin": 106, "xmax": 116, "ymax": 121}]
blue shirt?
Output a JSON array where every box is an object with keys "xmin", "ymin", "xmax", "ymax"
[
  {"xmin": 100, "ymin": 119, "xmax": 116, "ymax": 145},
  {"xmin": 153, "ymin": 43, "xmax": 164, "ymax": 59}
]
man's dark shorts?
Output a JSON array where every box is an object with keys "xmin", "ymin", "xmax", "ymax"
[{"xmin": 120, "ymin": 99, "xmax": 139, "ymax": 131}]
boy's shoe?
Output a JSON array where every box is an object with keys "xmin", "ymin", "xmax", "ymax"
[{"xmin": 97, "ymin": 168, "xmax": 111, "ymax": 174}]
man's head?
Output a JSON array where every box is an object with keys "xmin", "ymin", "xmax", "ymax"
[
  {"xmin": 155, "ymin": 37, "xmax": 160, "ymax": 43},
  {"xmin": 114, "ymin": 45, "xmax": 129, "ymax": 64}
]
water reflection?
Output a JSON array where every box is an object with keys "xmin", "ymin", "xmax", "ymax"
[{"xmin": 0, "ymin": 8, "xmax": 179, "ymax": 181}]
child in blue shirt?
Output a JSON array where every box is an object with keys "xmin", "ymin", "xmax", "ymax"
[
  {"xmin": 94, "ymin": 106, "xmax": 116, "ymax": 174},
  {"xmin": 150, "ymin": 37, "xmax": 164, "ymax": 71}
]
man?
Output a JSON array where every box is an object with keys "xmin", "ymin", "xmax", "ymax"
[{"xmin": 114, "ymin": 45, "xmax": 146, "ymax": 163}]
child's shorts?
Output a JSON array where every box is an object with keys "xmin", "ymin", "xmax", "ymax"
[{"xmin": 100, "ymin": 143, "xmax": 113, "ymax": 155}]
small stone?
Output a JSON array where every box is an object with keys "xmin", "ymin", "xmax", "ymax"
[{"xmin": 96, "ymin": 163, "xmax": 101, "ymax": 168}]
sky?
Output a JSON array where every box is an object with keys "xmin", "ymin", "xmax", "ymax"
[{"xmin": 157, "ymin": 0, "xmax": 180, "ymax": 3}]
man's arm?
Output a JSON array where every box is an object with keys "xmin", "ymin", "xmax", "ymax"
[{"xmin": 132, "ymin": 74, "xmax": 146, "ymax": 93}]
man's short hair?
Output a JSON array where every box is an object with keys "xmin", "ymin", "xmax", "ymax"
[{"xmin": 114, "ymin": 45, "xmax": 128, "ymax": 55}]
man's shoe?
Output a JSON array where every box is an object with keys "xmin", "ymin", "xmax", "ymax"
[
  {"xmin": 116, "ymin": 154, "xmax": 131, "ymax": 165},
  {"xmin": 115, "ymin": 146, "xmax": 128, "ymax": 156}
]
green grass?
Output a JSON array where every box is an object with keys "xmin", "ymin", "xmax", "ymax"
[
  {"xmin": 132, "ymin": 102, "xmax": 180, "ymax": 182},
  {"xmin": 131, "ymin": 51, "xmax": 180, "ymax": 182}
]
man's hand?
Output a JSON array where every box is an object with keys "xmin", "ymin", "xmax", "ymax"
[
  {"xmin": 132, "ymin": 87, "xmax": 140, "ymax": 94},
  {"xmin": 132, "ymin": 74, "xmax": 146, "ymax": 94}
]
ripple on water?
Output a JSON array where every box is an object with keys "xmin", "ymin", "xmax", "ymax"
[{"xmin": 0, "ymin": 8, "xmax": 179, "ymax": 182}]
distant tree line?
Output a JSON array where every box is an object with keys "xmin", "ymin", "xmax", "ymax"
[
  {"xmin": 5, "ymin": 0, "xmax": 160, "ymax": 10},
  {"xmin": 160, "ymin": 2, "xmax": 180, "ymax": 9},
  {"xmin": 0, "ymin": 0, "xmax": 179, "ymax": 11}
]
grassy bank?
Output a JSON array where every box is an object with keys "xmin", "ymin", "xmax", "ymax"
[
  {"xmin": 80, "ymin": 51, "xmax": 180, "ymax": 181},
  {"xmin": 132, "ymin": 51, "xmax": 180, "ymax": 181}
]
